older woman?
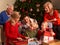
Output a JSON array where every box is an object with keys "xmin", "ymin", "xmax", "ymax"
[{"xmin": 43, "ymin": 2, "xmax": 60, "ymax": 40}]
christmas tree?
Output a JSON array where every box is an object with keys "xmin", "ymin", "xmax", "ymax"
[{"xmin": 14, "ymin": 0, "xmax": 51, "ymax": 27}]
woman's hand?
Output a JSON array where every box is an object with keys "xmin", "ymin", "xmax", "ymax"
[{"xmin": 50, "ymin": 18, "xmax": 57, "ymax": 22}]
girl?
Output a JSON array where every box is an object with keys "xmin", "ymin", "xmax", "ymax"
[
  {"xmin": 37, "ymin": 22, "xmax": 55, "ymax": 45},
  {"xmin": 4, "ymin": 11, "xmax": 29, "ymax": 45},
  {"xmin": 42, "ymin": 22, "xmax": 55, "ymax": 43}
]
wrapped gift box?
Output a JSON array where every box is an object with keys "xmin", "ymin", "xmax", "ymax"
[
  {"xmin": 13, "ymin": 40, "xmax": 28, "ymax": 45},
  {"xmin": 28, "ymin": 38, "xmax": 39, "ymax": 45}
]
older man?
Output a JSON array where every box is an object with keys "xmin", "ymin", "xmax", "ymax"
[
  {"xmin": 0, "ymin": 5, "xmax": 14, "ymax": 25},
  {"xmin": 0, "ymin": 5, "xmax": 14, "ymax": 45}
]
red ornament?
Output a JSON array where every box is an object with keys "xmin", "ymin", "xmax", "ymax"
[
  {"xmin": 28, "ymin": 0, "xmax": 31, "ymax": 3},
  {"xmin": 20, "ymin": 0, "xmax": 26, "ymax": 2},
  {"xmin": 25, "ymin": 11, "xmax": 28, "ymax": 14},
  {"xmin": 21, "ymin": 8, "xmax": 25, "ymax": 12}
]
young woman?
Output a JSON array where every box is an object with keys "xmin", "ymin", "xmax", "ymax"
[{"xmin": 4, "ymin": 11, "xmax": 29, "ymax": 45}]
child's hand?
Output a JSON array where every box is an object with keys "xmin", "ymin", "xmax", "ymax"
[
  {"xmin": 51, "ymin": 32, "xmax": 55, "ymax": 36},
  {"xmin": 17, "ymin": 37, "xmax": 23, "ymax": 41}
]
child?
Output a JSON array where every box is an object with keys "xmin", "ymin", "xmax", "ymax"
[
  {"xmin": 4, "ymin": 11, "xmax": 29, "ymax": 45},
  {"xmin": 42, "ymin": 22, "xmax": 55, "ymax": 43},
  {"xmin": 37, "ymin": 21, "xmax": 55, "ymax": 45}
]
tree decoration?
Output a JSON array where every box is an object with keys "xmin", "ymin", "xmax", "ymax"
[
  {"xmin": 36, "ymin": 8, "xmax": 40, "ymax": 12},
  {"xmin": 33, "ymin": 14, "xmax": 35, "ymax": 16},
  {"xmin": 28, "ymin": 0, "xmax": 31, "ymax": 3},
  {"xmin": 25, "ymin": 11, "xmax": 28, "ymax": 14},
  {"xmin": 14, "ymin": 0, "xmax": 51, "ymax": 28},
  {"xmin": 14, "ymin": 5, "xmax": 18, "ymax": 8},
  {"xmin": 20, "ymin": 0, "xmax": 26, "ymax": 2},
  {"xmin": 36, "ymin": 3, "xmax": 40, "ymax": 8},
  {"xmin": 30, "ymin": 8, "xmax": 33, "ymax": 12},
  {"xmin": 21, "ymin": 8, "xmax": 25, "ymax": 12}
]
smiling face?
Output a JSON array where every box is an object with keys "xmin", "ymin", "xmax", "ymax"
[
  {"xmin": 44, "ymin": 2, "xmax": 53, "ymax": 13},
  {"xmin": 44, "ymin": 6, "xmax": 50, "ymax": 13},
  {"xmin": 7, "ymin": 5, "xmax": 14, "ymax": 15},
  {"xmin": 24, "ymin": 16, "xmax": 30, "ymax": 23},
  {"xmin": 41, "ymin": 22, "xmax": 48, "ymax": 30}
]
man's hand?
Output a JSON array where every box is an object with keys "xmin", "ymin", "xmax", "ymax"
[{"xmin": 25, "ymin": 37, "xmax": 30, "ymax": 40}]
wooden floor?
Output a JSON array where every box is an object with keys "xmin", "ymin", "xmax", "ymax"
[
  {"xmin": 49, "ymin": 40, "xmax": 60, "ymax": 45},
  {"xmin": 43, "ymin": 40, "xmax": 60, "ymax": 45},
  {"xmin": 0, "ymin": 40, "xmax": 60, "ymax": 45}
]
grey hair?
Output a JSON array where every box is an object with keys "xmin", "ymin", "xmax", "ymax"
[{"xmin": 7, "ymin": 4, "xmax": 14, "ymax": 9}]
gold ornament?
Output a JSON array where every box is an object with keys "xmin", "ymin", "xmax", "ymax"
[{"xmin": 36, "ymin": 8, "xmax": 40, "ymax": 12}]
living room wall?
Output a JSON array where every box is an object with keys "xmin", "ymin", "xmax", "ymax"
[
  {"xmin": 0, "ymin": 0, "xmax": 16, "ymax": 12},
  {"xmin": 51, "ymin": 0, "xmax": 60, "ymax": 12},
  {"xmin": 0, "ymin": 0, "xmax": 60, "ymax": 12}
]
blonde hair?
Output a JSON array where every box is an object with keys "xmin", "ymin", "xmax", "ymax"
[
  {"xmin": 9, "ymin": 11, "xmax": 21, "ymax": 24},
  {"xmin": 11, "ymin": 11, "xmax": 21, "ymax": 19},
  {"xmin": 43, "ymin": 2, "xmax": 53, "ymax": 9},
  {"xmin": 41, "ymin": 21, "xmax": 48, "ymax": 28}
]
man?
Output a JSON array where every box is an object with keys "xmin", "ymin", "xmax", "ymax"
[
  {"xmin": 0, "ymin": 5, "xmax": 14, "ymax": 45},
  {"xmin": 0, "ymin": 5, "xmax": 14, "ymax": 25}
]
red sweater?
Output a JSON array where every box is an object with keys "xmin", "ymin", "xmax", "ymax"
[
  {"xmin": 4, "ymin": 21, "xmax": 25, "ymax": 40},
  {"xmin": 44, "ymin": 10, "xmax": 59, "ymax": 25},
  {"xmin": 37, "ymin": 29, "xmax": 52, "ymax": 40},
  {"xmin": 44, "ymin": 28, "xmax": 52, "ymax": 36},
  {"xmin": 57, "ymin": 18, "xmax": 60, "ymax": 25}
]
